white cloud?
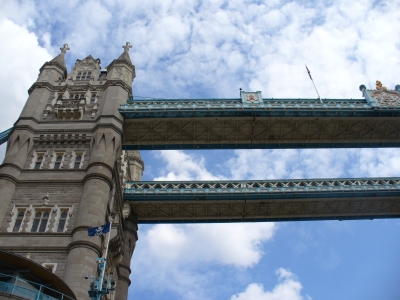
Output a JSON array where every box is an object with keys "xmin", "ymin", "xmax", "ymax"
[
  {"xmin": 143, "ymin": 223, "xmax": 276, "ymax": 267},
  {"xmin": 1, "ymin": 0, "xmax": 399, "ymax": 100},
  {"xmin": 224, "ymin": 148, "xmax": 400, "ymax": 180},
  {"xmin": 130, "ymin": 222, "xmax": 276, "ymax": 299},
  {"xmin": 231, "ymin": 268, "xmax": 309, "ymax": 300},
  {"xmin": 153, "ymin": 150, "xmax": 226, "ymax": 180},
  {"xmin": 150, "ymin": 147, "xmax": 400, "ymax": 183},
  {"xmin": 0, "ymin": 18, "xmax": 52, "ymax": 162}
]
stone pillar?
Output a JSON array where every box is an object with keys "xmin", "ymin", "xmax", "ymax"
[
  {"xmin": 64, "ymin": 128, "xmax": 121, "ymax": 299},
  {"xmin": 115, "ymin": 213, "xmax": 138, "ymax": 300},
  {"xmin": 127, "ymin": 151, "xmax": 144, "ymax": 181}
]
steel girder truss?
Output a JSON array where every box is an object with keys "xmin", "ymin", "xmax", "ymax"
[
  {"xmin": 123, "ymin": 117, "xmax": 400, "ymax": 149},
  {"xmin": 124, "ymin": 178, "xmax": 400, "ymax": 223}
]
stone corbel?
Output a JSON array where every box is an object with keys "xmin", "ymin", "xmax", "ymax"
[{"xmin": 122, "ymin": 203, "xmax": 130, "ymax": 219}]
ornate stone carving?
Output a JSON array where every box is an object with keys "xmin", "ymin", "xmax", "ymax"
[
  {"xmin": 370, "ymin": 90, "xmax": 400, "ymax": 107},
  {"xmin": 246, "ymin": 93, "xmax": 258, "ymax": 103},
  {"xmin": 43, "ymin": 193, "xmax": 50, "ymax": 206},
  {"xmin": 122, "ymin": 202, "xmax": 130, "ymax": 219},
  {"xmin": 43, "ymin": 89, "xmax": 101, "ymax": 120},
  {"xmin": 240, "ymin": 90, "xmax": 263, "ymax": 104}
]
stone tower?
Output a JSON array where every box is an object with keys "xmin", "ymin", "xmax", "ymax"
[{"xmin": 0, "ymin": 43, "xmax": 144, "ymax": 300}]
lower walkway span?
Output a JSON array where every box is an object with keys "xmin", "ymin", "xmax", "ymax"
[{"xmin": 124, "ymin": 178, "xmax": 400, "ymax": 223}]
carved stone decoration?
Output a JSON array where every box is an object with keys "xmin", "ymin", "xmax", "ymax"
[
  {"xmin": 122, "ymin": 202, "xmax": 130, "ymax": 219},
  {"xmin": 43, "ymin": 193, "xmax": 50, "ymax": 206},
  {"xmin": 370, "ymin": 90, "xmax": 400, "ymax": 107},
  {"xmin": 246, "ymin": 93, "xmax": 258, "ymax": 103},
  {"xmin": 43, "ymin": 90, "xmax": 101, "ymax": 120},
  {"xmin": 240, "ymin": 90, "xmax": 263, "ymax": 104}
]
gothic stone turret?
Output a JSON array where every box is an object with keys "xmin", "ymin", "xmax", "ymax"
[{"xmin": 0, "ymin": 43, "xmax": 143, "ymax": 300}]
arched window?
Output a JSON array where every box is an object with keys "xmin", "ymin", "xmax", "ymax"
[
  {"xmin": 34, "ymin": 156, "xmax": 43, "ymax": 170},
  {"xmin": 90, "ymin": 93, "xmax": 97, "ymax": 104},
  {"xmin": 54, "ymin": 156, "xmax": 62, "ymax": 169},
  {"xmin": 13, "ymin": 210, "xmax": 25, "ymax": 232},
  {"xmin": 74, "ymin": 155, "xmax": 81, "ymax": 169},
  {"xmin": 57, "ymin": 211, "xmax": 68, "ymax": 232},
  {"xmin": 31, "ymin": 211, "xmax": 49, "ymax": 232}
]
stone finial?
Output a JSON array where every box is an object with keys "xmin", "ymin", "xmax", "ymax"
[
  {"xmin": 122, "ymin": 42, "xmax": 132, "ymax": 53},
  {"xmin": 45, "ymin": 43, "xmax": 69, "ymax": 74},
  {"xmin": 60, "ymin": 44, "xmax": 70, "ymax": 54}
]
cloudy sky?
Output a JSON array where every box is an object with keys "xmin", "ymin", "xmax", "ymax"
[{"xmin": 1, "ymin": 0, "xmax": 400, "ymax": 299}]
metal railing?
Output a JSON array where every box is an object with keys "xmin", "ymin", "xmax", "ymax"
[{"xmin": 0, "ymin": 272, "xmax": 75, "ymax": 300}]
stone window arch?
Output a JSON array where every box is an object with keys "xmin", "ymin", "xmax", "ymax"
[
  {"xmin": 34, "ymin": 156, "xmax": 43, "ymax": 170},
  {"xmin": 74, "ymin": 155, "xmax": 82, "ymax": 169},
  {"xmin": 57, "ymin": 210, "xmax": 68, "ymax": 232},
  {"xmin": 13, "ymin": 209, "xmax": 26, "ymax": 232}
]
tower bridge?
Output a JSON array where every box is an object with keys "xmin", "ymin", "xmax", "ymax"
[{"xmin": 0, "ymin": 43, "xmax": 400, "ymax": 300}]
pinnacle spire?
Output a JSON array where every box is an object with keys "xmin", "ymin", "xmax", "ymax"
[
  {"xmin": 117, "ymin": 42, "xmax": 133, "ymax": 64},
  {"xmin": 49, "ymin": 44, "xmax": 70, "ymax": 69}
]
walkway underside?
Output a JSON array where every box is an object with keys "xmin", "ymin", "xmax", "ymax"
[
  {"xmin": 123, "ymin": 116, "xmax": 400, "ymax": 150},
  {"xmin": 124, "ymin": 178, "xmax": 400, "ymax": 223}
]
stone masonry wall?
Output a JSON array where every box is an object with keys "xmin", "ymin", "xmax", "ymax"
[{"xmin": 1, "ymin": 184, "xmax": 82, "ymax": 232}]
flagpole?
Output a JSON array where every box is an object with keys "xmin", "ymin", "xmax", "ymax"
[
  {"xmin": 100, "ymin": 218, "xmax": 113, "ymax": 283},
  {"xmin": 305, "ymin": 65, "xmax": 323, "ymax": 104},
  {"xmin": 87, "ymin": 220, "xmax": 114, "ymax": 300}
]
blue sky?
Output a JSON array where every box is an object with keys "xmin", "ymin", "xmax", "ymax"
[{"xmin": 1, "ymin": 0, "xmax": 400, "ymax": 299}]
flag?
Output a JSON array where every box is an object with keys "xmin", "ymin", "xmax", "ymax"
[
  {"xmin": 305, "ymin": 65, "xmax": 313, "ymax": 80},
  {"xmin": 88, "ymin": 222, "xmax": 111, "ymax": 236}
]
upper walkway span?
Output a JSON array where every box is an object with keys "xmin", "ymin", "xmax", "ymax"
[{"xmin": 120, "ymin": 85, "xmax": 400, "ymax": 150}]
